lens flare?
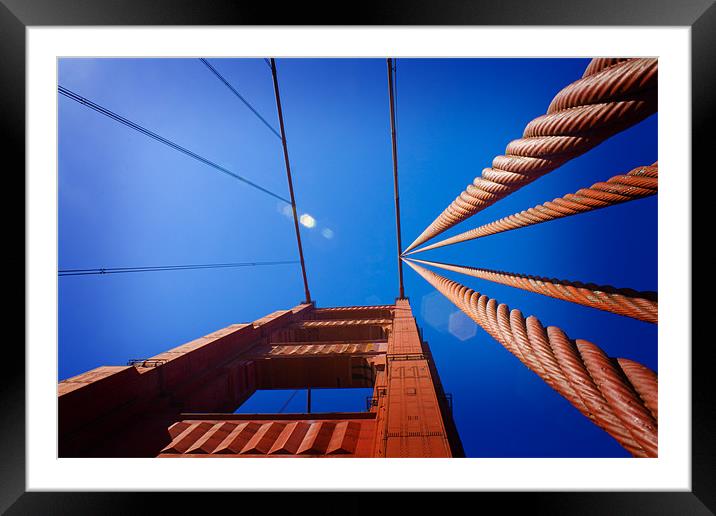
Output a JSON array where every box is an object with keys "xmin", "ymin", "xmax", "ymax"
[{"xmin": 299, "ymin": 214, "xmax": 316, "ymax": 228}]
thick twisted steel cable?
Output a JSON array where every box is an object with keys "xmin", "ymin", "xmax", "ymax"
[
  {"xmin": 406, "ymin": 258, "xmax": 658, "ymax": 323},
  {"xmin": 404, "ymin": 259, "xmax": 658, "ymax": 457},
  {"xmin": 581, "ymin": 58, "xmax": 631, "ymax": 78},
  {"xmin": 405, "ymin": 163, "xmax": 657, "ymax": 254},
  {"xmin": 404, "ymin": 58, "xmax": 658, "ymax": 253},
  {"xmin": 617, "ymin": 358, "xmax": 658, "ymax": 420}
]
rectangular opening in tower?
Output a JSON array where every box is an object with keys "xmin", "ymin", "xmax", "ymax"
[{"xmin": 233, "ymin": 387, "xmax": 375, "ymax": 415}]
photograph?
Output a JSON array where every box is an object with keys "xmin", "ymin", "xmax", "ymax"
[
  {"xmin": 57, "ymin": 56, "xmax": 658, "ymax": 459},
  {"xmin": 6, "ymin": 6, "xmax": 707, "ymax": 509}
]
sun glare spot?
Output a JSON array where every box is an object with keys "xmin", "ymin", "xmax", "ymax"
[{"xmin": 299, "ymin": 214, "xmax": 316, "ymax": 228}]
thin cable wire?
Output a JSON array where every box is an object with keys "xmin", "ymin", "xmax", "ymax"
[
  {"xmin": 58, "ymin": 260, "xmax": 299, "ymax": 277},
  {"xmin": 58, "ymin": 85, "xmax": 290, "ymax": 204},
  {"xmin": 199, "ymin": 58, "xmax": 282, "ymax": 139},
  {"xmin": 387, "ymin": 58, "xmax": 405, "ymax": 299},
  {"xmin": 278, "ymin": 389, "xmax": 300, "ymax": 413},
  {"xmin": 393, "ymin": 58, "xmax": 399, "ymax": 136},
  {"xmin": 270, "ymin": 58, "xmax": 312, "ymax": 303}
]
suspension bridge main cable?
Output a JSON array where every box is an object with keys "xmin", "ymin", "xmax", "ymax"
[
  {"xmin": 58, "ymin": 260, "xmax": 299, "ymax": 277},
  {"xmin": 58, "ymin": 85, "xmax": 291, "ymax": 204},
  {"xmin": 406, "ymin": 163, "xmax": 658, "ymax": 255},
  {"xmin": 270, "ymin": 58, "xmax": 312, "ymax": 304},
  {"xmin": 199, "ymin": 58, "xmax": 282, "ymax": 140},
  {"xmin": 406, "ymin": 257, "xmax": 658, "ymax": 323},
  {"xmin": 404, "ymin": 58, "xmax": 658, "ymax": 253},
  {"xmin": 404, "ymin": 259, "xmax": 658, "ymax": 457}
]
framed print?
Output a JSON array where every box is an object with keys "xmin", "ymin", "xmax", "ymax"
[{"xmin": 5, "ymin": 0, "xmax": 710, "ymax": 512}]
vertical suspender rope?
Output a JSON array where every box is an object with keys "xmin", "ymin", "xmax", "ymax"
[
  {"xmin": 270, "ymin": 58, "xmax": 312, "ymax": 304},
  {"xmin": 387, "ymin": 58, "xmax": 405, "ymax": 299}
]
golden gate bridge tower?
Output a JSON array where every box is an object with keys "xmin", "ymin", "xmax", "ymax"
[
  {"xmin": 59, "ymin": 301, "xmax": 462, "ymax": 457},
  {"xmin": 59, "ymin": 57, "xmax": 658, "ymax": 458}
]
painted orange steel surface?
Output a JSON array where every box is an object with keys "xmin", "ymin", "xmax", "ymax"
[
  {"xmin": 407, "ymin": 163, "xmax": 658, "ymax": 254},
  {"xmin": 404, "ymin": 58, "xmax": 658, "ymax": 253},
  {"xmin": 404, "ymin": 259, "xmax": 658, "ymax": 457},
  {"xmin": 160, "ymin": 415, "xmax": 377, "ymax": 457},
  {"xmin": 407, "ymin": 258, "xmax": 658, "ymax": 323},
  {"xmin": 58, "ymin": 302, "xmax": 462, "ymax": 458}
]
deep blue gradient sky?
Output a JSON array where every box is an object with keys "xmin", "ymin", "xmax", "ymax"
[{"xmin": 58, "ymin": 58, "xmax": 656, "ymax": 458}]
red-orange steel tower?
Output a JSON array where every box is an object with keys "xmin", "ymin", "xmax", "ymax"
[{"xmin": 58, "ymin": 300, "xmax": 463, "ymax": 458}]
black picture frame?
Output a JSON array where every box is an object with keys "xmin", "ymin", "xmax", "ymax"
[{"xmin": 4, "ymin": 0, "xmax": 709, "ymax": 512}]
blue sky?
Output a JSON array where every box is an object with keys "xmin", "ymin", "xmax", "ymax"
[{"xmin": 58, "ymin": 58, "xmax": 656, "ymax": 458}]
